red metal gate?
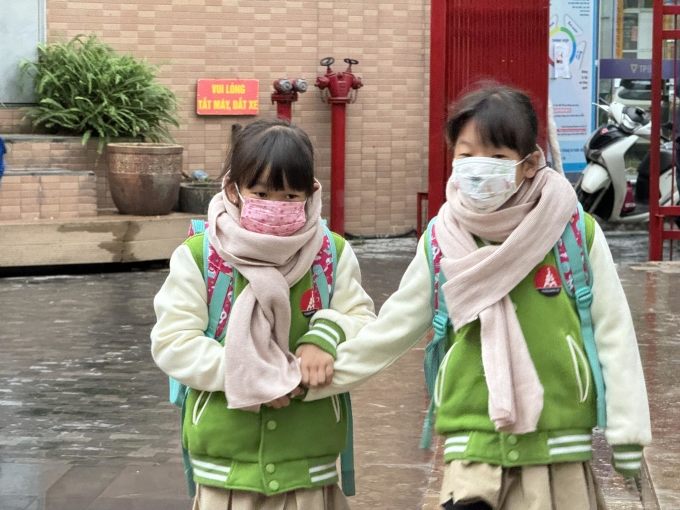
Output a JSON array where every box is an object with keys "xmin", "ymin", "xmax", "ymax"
[
  {"xmin": 649, "ymin": 0, "xmax": 680, "ymax": 260},
  {"xmin": 427, "ymin": 0, "xmax": 550, "ymax": 219}
]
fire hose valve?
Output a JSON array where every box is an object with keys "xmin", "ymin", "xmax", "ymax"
[
  {"xmin": 292, "ymin": 79, "xmax": 308, "ymax": 93},
  {"xmin": 271, "ymin": 78, "xmax": 307, "ymax": 122},
  {"xmin": 315, "ymin": 76, "xmax": 331, "ymax": 90},
  {"xmin": 314, "ymin": 57, "xmax": 361, "ymax": 103},
  {"xmin": 273, "ymin": 79, "xmax": 293, "ymax": 94}
]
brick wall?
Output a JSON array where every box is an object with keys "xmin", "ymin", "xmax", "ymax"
[
  {"xmin": 3, "ymin": 136, "xmax": 115, "ymax": 210},
  {"xmin": 0, "ymin": 0, "xmax": 431, "ymax": 236},
  {"xmin": 0, "ymin": 171, "xmax": 97, "ymax": 222}
]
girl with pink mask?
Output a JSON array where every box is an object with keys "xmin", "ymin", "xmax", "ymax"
[
  {"xmin": 151, "ymin": 118, "xmax": 376, "ymax": 510},
  {"xmin": 305, "ymin": 85, "xmax": 651, "ymax": 510}
]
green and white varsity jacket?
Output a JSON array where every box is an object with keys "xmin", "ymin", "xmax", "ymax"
[
  {"xmin": 151, "ymin": 233, "xmax": 376, "ymax": 495},
  {"xmin": 307, "ymin": 218, "xmax": 651, "ymax": 478}
]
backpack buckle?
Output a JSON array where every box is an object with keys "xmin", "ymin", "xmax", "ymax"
[
  {"xmin": 432, "ymin": 312, "xmax": 449, "ymax": 338},
  {"xmin": 575, "ymin": 287, "xmax": 593, "ymax": 307}
]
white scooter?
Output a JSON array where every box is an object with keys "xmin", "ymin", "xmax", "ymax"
[{"xmin": 576, "ymin": 102, "xmax": 676, "ymax": 223}]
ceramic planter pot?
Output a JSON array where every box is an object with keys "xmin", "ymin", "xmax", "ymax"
[
  {"xmin": 106, "ymin": 142, "xmax": 183, "ymax": 216},
  {"xmin": 179, "ymin": 181, "xmax": 222, "ymax": 214}
]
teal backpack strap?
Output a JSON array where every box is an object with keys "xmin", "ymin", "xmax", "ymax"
[
  {"xmin": 421, "ymin": 217, "xmax": 449, "ymax": 450},
  {"xmin": 554, "ymin": 204, "xmax": 606, "ymax": 428},
  {"xmin": 168, "ymin": 379, "xmax": 188, "ymax": 408},
  {"xmin": 313, "ymin": 225, "xmax": 338, "ymax": 308},
  {"xmin": 202, "ymin": 227, "xmax": 210, "ymax": 282},
  {"xmin": 316, "ymin": 227, "xmax": 355, "ymax": 496},
  {"xmin": 191, "ymin": 219, "xmax": 206, "ymax": 236},
  {"xmin": 206, "ymin": 271, "xmax": 232, "ymax": 339},
  {"xmin": 180, "ymin": 399, "xmax": 197, "ymax": 498},
  {"xmin": 340, "ymin": 393, "xmax": 355, "ymax": 496}
]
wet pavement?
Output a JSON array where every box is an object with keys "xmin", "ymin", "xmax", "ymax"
[
  {"xmin": 621, "ymin": 261, "xmax": 680, "ymax": 510},
  {"xmin": 0, "ymin": 230, "xmax": 674, "ymax": 509}
]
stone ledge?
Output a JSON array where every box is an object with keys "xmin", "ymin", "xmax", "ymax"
[
  {"xmin": 1, "ymin": 133, "xmax": 84, "ymax": 143},
  {"xmin": 0, "ymin": 212, "xmax": 203, "ymax": 266},
  {"xmin": 0, "ymin": 133, "xmax": 138, "ymax": 144},
  {"xmin": 4, "ymin": 168, "xmax": 95, "ymax": 176}
]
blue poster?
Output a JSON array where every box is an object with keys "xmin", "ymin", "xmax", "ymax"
[{"xmin": 549, "ymin": 0, "xmax": 599, "ymax": 173}]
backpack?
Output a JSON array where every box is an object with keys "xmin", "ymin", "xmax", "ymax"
[
  {"xmin": 169, "ymin": 220, "xmax": 355, "ymax": 497},
  {"xmin": 420, "ymin": 203, "xmax": 606, "ymax": 449}
]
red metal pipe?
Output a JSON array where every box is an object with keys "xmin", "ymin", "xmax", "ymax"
[
  {"xmin": 649, "ymin": 0, "xmax": 664, "ymax": 261},
  {"xmin": 315, "ymin": 59, "xmax": 360, "ymax": 235},
  {"xmin": 427, "ymin": 0, "xmax": 448, "ymax": 220},
  {"xmin": 276, "ymin": 101, "xmax": 293, "ymax": 122},
  {"xmin": 330, "ymin": 101, "xmax": 347, "ymax": 235}
]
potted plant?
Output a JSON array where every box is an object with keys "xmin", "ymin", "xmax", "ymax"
[
  {"xmin": 179, "ymin": 170, "xmax": 223, "ymax": 215},
  {"xmin": 20, "ymin": 34, "xmax": 182, "ymax": 216}
]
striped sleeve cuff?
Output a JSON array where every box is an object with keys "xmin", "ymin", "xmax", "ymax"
[
  {"xmin": 611, "ymin": 444, "xmax": 644, "ymax": 478},
  {"xmin": 294, "ymin": 319, "xmax": 346, "ymax": 359}
]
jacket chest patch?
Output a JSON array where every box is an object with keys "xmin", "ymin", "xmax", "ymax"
[
  {"xmin": 300, "ymin": 288, "xmax": 322, "ymax": 317},
  {"xmin": 534, "ymin": 265, "xmax": 562, "ymax": 297}
]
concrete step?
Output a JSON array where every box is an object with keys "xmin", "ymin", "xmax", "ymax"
[{"xmin": 0, "ymin": 211, "xmax": 202, "ymax": 266}]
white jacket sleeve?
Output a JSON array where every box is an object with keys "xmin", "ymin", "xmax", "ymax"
[
  {"xmin": 151, "ymin": 244, "xmax": 225, "ymax": 392},
  {"xmin": 309, "ymin": 241, "xmax": 377, "ymax": 342},
  {"xmin": 590, "ymin": 221, "xmax": 652, "ymax": 446},
  {"xmin": 306, "ymin": 236, "xmax": 434, "ymax": 401}
]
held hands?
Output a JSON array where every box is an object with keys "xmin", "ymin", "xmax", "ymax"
[
  {"xmin": 263, "ymin": 387, "xmax": 304, "ymax": 409},
  {"xmin": 295, "ymin": 343, "xmax": 334, "ymax": 389},
  {"xmin": 262, "ymin": 344, "xmax": 334, "ymax": 409}
]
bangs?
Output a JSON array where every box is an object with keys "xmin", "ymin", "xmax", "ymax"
[
  {"xmin": 472, "ymin": 96, "xmax": 535, "ymax": 157},
  {"xmin": 445, "ymin": 85, "xmax": 538, "ymax": 158},
  {"xmin": 224, "ymin": 119, "xmax": 316, "ymax": 196},
  {"xmin": 242, "ymin": 127, "xmax": 315, "ymax": 194}
]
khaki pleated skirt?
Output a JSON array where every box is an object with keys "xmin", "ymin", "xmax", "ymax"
[
  {"xmin": 440, "ymin": 461, "xmax": 606, "ymax": 510},
  {"xmin": 192, "ymin": 483, "xmax": 351, "ymax": 510}
]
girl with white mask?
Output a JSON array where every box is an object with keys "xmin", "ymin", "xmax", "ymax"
[
  {"xmin": 151, "ymin": 119, "xmax": 376, "ymax": 510},
  {"xmin": 304, "ymin": 85, "xmax": 651, "ymax": 510}
]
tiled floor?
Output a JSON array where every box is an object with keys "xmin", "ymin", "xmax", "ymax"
[
  {"xmin": 0, "ymin": 239, "xmax": 431, "ymax": 509},
  {"xmin": 0, "ymin": 234, "xmax": 674, "ymax": 509}
]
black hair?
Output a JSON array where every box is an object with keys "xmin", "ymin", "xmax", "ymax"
[
  {"xmin": 220, "ymin": 118, "xmax": 315, "ymax": 196},
  {"xmin": 445, "ymin": 84, "xmax": 539, "ymax": 159}
]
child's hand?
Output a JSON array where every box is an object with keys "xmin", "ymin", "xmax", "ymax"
[
  {"xmin": 263, "ymin": 396, "xmax": 291, "ymax": 409},
  {"xmin": 262, "ymin": 387, "xmax": 305, "ymax": 409},
  {"xmin": 295, "ymin": 344, "xmax": 334, "ymax": 388}
]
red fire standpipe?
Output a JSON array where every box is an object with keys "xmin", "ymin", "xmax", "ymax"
[
  {"xmin": 271, "ymin": 78, "xmax": 308, "ymax": 122},
  {"xmin": 330, "ymin": 101, "xmax": 347, "ymax": 234},
  {"xmin": 315, "ymin": 57, "xmax": 363, "ymax": 235}
]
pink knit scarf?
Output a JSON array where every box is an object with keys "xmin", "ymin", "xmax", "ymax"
[
  {"xmin": 207, "ymin": 186, "xmax": 324, "ymax": 411},
  {"xmin": 435, "ymin": 167, "xmax": 577, "ymax": 433}
]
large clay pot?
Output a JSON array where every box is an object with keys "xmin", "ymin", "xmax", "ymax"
[
  {"xmin": 179, "ymin": 181, "xmax": 222, "ymax": 214},
  {"xmin": 107, "ymin": 143, "xmax": 183, "ymax": 216}
]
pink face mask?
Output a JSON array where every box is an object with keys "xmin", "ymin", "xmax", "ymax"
[{"xmin": 235, "ymin": 185, "xmax": 307, "ymax": 236}]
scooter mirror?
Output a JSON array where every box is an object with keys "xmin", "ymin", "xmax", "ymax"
[{"xmin": 608, "ymin": 103, "xmax": 625, "ymax": 125}]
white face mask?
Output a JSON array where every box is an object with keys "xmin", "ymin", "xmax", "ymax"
[{"xmin": 451, "ymin": 155, "xmax": 529, "ymax": 213}]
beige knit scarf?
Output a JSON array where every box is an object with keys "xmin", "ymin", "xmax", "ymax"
[
  {"xmin": 435, "ymin": 166, "xmax": 577, "ymax": 433},
  {"xmin": 207, "ymin": 185, "xmax": 324, "ymax": 411}
]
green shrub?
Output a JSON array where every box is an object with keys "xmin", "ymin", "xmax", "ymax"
[{"xmin": 20, "ymin": 34, "xmax": 179, "ymax": 153}]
